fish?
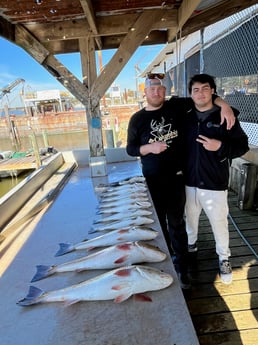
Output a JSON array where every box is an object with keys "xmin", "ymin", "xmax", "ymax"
[
  {"xmin": 96, "ymin": 201, "xmax": 152, "ymax": 214},
  {"xmin": 98, "ymin": 186, "xmax": 147, "ymax": 200},
  {"xmin": 89, "ymin": 216, "xmax": 154, "ymax": 233},
  {"xmin": 93, "ymin": 208, "xmax": 152, "ymax": 224},
  {"xmin": 99, "ymin": 191, "xmax": 148, "ymax": 203},
  {"xmin": 95, "ymin": 176, "xmax": 146, "ymax": 192},
  {"xmin": 55, "ymin": 227, "xmax": 159, "ymax": 256},
  {"xmin": 99, "ymin": 182, "xmax": 147, "ymax": 196},
  {"xmin": 17, "ymin": 265, "xmax": 173, "ymax": 306},
  {"xmin": 31, "ymin": 241, "xmax": 167, "ymax": 282},
  {"xmin": 97, "ymin": 196, "xmax": 149, "ymax": 209}
]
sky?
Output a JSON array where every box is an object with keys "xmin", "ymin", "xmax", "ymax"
[{"xmin": 0, "ymin": 37, "xmax": 165, "ymax": 107}]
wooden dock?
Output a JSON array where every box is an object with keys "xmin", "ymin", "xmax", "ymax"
[
  {"xmin": 0, "ymin": 156, "xmax": 44, "ymax": 177},
  {"xmin": 184, "ymin": 191, "xmax": 258, "ymax": 345}
]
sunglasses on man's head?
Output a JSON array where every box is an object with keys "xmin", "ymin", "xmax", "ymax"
[{"xmin": 147, "ymin": 73, "xmax": 165, "ymax": 80}]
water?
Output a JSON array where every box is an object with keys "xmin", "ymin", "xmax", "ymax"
[
  {"xmin": 0, "ymin": 170, "xmax": 33, "ymax": 198},
  {"xmin": 0, "ymin": 129, "xmax": 121, "ymax": 197}
]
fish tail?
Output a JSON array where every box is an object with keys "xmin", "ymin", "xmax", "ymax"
[
  {"xmin": 31, "ymin": 265, "xmax": 55, "ymax": 282},
  {"xmin": 55, "ymin": 243, "xmax": 74, "ymax": 256},
  {"xmin": 17, "ymin": 286, "xmax": 44, "ymax": 306}
]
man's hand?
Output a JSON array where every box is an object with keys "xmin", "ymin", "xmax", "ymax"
[
  {"xmin": 220, "ymin": 106, "xmax": 235, "ymax": 130},
  {"xmin": 214, "ymin": 97, "xmax": 235, "ymax": 130},
  {"xmin": 140, "ymin": 141, "xmax": 168, "ymax": 155},
  {"xmin": 196, "ymin": 135, "xmax": 221, "ymax": 151}
]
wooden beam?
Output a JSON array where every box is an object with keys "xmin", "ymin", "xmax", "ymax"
[
  {"xmin": 15, "ymin": 25, "xmax": 49, "ymax": 64},
  {"xmin": 180, "ymin": 0, "xmax": 258, "ymax": 38},
  {"xmin": 79, "ymin": 0, "xmax": 102, "ymax": 50},
  {"xmin": 90, "ymin": 9, "xmax": 167, "ymax": 109},
  {"xmin": 0, "ymin": 16, "xmax": 15, "ymax": 41},
  {"xmin": 178, "ymin": 0, "xmax": 202, "ymax": 30},
  {"xmin": 43, "ymin": 54, "xmax": 89, "ymax": 105}
]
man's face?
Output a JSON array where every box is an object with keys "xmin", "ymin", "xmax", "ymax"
[
  {"xmin": 144, "ymin": 85, "xmax": 166, "ymax": 109},
  {"xmin": 191, "ymin": 82, "xmax": 214, "ymax": 110}
]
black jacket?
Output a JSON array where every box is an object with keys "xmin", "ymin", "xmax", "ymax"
[{"xmin": 184, "ymin": 105, "xmax": 249, "ymax": 190}]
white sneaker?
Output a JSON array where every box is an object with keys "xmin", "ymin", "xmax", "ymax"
[{"xmin": 219, "ymin": 260, "xmax": 232, "ymax": 284}]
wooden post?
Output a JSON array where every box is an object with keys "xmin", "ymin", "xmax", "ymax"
[{"xmin": 29, "ymin": 132, "xmax": 41, "ymax": 168}]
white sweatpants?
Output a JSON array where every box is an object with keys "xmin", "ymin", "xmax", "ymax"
[{"xmin": 185, "ymin": 186, "xmax": 231, "ymax": 261}]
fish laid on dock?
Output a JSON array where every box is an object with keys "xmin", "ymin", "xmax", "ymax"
[
  {"xmin": 96, "ymin": 201, "xmax": 152, "ymax": 214},
  {"xmin": 55, "ymin": 227, "xmax": 159, "ymax": 256},
  {"xmin": 31, "ymin": 241, "xmax": 167, "ymax": 282},
  {"xmin": 93, "ymin": 208, "xmax": 152, "ymax": 224},
  {"xmin": 17, "ymin": 265, "xmax": 173, "ymax": 306},
  {"xmin": 97, "ymin": 196, "xmax": 149, "ymax": 209},
  {"xmin": 89, "ymin": 216, "xmax": 154, "ymax": 233},
  {"xmin": 99, "ymin": 191, "xmax": 148, "ymax": 203},
  {"xmin": 98, "ymin": 185, "xmax": 147, "ymax": 200},
  {"xmin": 96, "ymin": 176, "xmax": 146, "ymax": 190}
]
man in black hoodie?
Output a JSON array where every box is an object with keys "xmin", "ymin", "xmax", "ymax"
[
  {"xmin": 126, "ymin": 73, "xmax": 235, "ymax": 289},
  {"xmin": 184, "ymin": 74, "xmax": 249, "ymax": 285}
]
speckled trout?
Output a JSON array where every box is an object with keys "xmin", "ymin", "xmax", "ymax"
[
  {"xmin": 17, "ymin": 265, "xmax": 173, "ymax": 306},
  {"xmin": 31, "ymin": 241, "xmax": 167, "ymax": 282},
  {"xmin": 55, "ymin": 227, "xmax": 158, "ymax": 256},
  {"xmin": 89, "ymin": 216, "xmax": 154, "ymax": 233},
  {"xmin": 93, "ymin": 208, "xmax": 152, "ymax": 224},
  {"xmin": 96, "ymin": 201, "xmax": 152, "ymax": 214}
]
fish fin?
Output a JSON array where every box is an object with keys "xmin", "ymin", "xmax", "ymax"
[
  {"xmin": 17, "ymin": 286, "xmax": 44, "ymax": 306},
  {"xmin": 114, "ymin": 255, "xmax": 129, "ymax": 264},
  {"xmin": 63, "ymin": 299, "xmax": 81, "ymax": 307},
  {"xmin": 31, "ymin": 265, "xmax": 55, "ymax": 282},
  {"xmin": 116, "ymin": 243, "xmax": 131, "ymax": 250},
  {"xmin": 114, "ymin": 267, "xmax": 133, "ymax": 277},
  {"xmin": 133, "ymin": 293, "xmax": 152, "ymax": 302},
  {"xmin": 88, "ymin": 228, "xmax": 97, "ymax": 234},
  {"xmin": 114, "ymin": 292, "xmax": 132, "ymax": 303},
  {"xmin": 55, "ymin": 243, "xmax": 74, "ymax": 256}
]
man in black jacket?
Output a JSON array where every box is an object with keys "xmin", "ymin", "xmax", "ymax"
[
  {"xmin": 126, "ymin": 73, "xmax": 235, "ymax": 289},
  {"xmin": 184, "ymin": 74, "xmax": 249, "ymax": 284}
]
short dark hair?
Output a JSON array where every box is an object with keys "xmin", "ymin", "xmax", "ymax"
[{"xmin": 188, "ymin": 74, "xmax": 217, "ymax": 94}]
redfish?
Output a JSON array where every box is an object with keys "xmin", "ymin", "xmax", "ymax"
[
  {"xmin": 31, "ymin": 241, "xmax": 167, "ymax": 282},
  {"xmin": 17, "ymin": 265, "xmax": 173, "ymax": 306}
]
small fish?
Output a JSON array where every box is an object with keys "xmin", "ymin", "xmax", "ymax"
[
  {"xmin": 99, "ymin": 182, "xmax": 147, "ymax": 196},
  {"xmin": 96, "ymin": 201, "xmax": 152, "ymax": 214},
  {"xmin": 55, "ymin": 227, "xmax": 158, "ymax": 256},
  {"xmin": 31, "ymin": 241, "xmax": 167, "ymax": 282},
  {"xmin": 97, "ymin": 196, "xmax": 149, "ymax": 209},
  {"xmin": 17, "ymin": 265, "xmax": 173, "ymax": 306},
  {"xmin": 99, "ymin": 186, "xmax": 147, "ymax": 200},
  {"xmin": 99, "ymin": 191, "xmax": 148, "ymax": 203},
  {"xmin": 93, "ymin": 209, "xmax": 152, "ymax": 224},
  {"xmin": 89, "ymin": 216, "xmax": 154, "ymax": 233},
  {"xmin": 95, "ymin": 176, "xmax": 145, "ymax": 191}
]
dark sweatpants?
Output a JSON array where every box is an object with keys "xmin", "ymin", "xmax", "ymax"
[{"xmin": 145, "ymin": 173, "xmax": 188, "ymax": 274}]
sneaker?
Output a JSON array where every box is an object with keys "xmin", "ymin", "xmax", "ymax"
[
  {"xmin": 188, "ymin": 242, "xmax": 198, "ymax": 253},
  {"xmin": 178, "ymin": 272, "xmax": 191, "ymax": 290},
  {"xmin": 219, "ymin": 260, "xmax": 232, "ymax": 284}
]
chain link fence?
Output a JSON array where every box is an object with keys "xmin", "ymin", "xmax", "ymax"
[{"xmin": 169, "ymin": 5, "xmax": 258, "ymax": 146}]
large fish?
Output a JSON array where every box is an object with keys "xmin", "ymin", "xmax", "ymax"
[
  {"xmin": 31, "ymin": 241, "xmax": 167, "ymax": 282},
  {"xmin": 89, "ymin": 216, "xmax": 154, "ymax": 233},
  {"xmin": 55, "ymin": 227, "xmax": 159, "ymax": 256},
  {"xmin": 17, "ymin": 265, "xmax": 173, "ymax": 306},
  {"xmin": 96, "ymin": 201, "xmax": 152, "ymax": 215},
  {"xmin": 93, "ymin": 208, "xmax": 152, "ymax": 224}
]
